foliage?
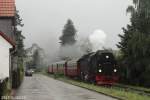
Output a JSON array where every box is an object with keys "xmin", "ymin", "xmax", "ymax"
[
  {"xmin": 15, "ymin": 10, "xmax": 24, "ymax": 27},
  {"xmin": 59, "ymin": 19, "xmax": 77, "ymax": 46},
  {"xmin": 12, "ymin": 57, "xmax": 24, "ymax": 89},
  {"xmin": 26, "ymin": 44, "xmax": 46, "ymax": 69},
  {"xmin": 117, "ymin": 0, "xmax": 150, "ymax": 86},
  {"xmin": 0, "ymin": 78, "xmax": 11, "ymax": 99},
  {"xmin": 15, "ymin": 10, "xmax": 25, "ymax": 57},
  {"xmin": 33, "ymin": 49, "xmax": 41, "ymax": 68},
  {"xmin": 11, "ymin": 10, "xmax": 25, "ymax": 89}
]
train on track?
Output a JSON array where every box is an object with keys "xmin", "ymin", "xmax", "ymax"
[{"xmin": 48, "ymin": 50, "xmax": 119, "ymax": 85}]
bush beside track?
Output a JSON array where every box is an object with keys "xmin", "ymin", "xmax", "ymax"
[{"xmin": 39, "ymin": 70, "xmax": 150, "ymax": 100}]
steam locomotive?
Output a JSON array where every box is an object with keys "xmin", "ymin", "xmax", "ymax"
[{"xmin": 48, "ymin": 50, "xmax": 119, "ymax": 85}]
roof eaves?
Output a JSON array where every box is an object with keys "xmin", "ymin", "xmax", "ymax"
[{"xmin": 0, "ymin": 31, "xmax": 15, "ymax": 48}]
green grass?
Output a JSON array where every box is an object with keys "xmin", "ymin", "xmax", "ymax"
[
  {"xmin": 40, "ymin": 71, "xmax": 150, "ymax": 100},
  {"xmin": 116, "ymin": 83, "xmax": 150, "ymax": 92},
  {"xmin": 61, "ymin": 79, "xmax": 150, "ymax": 100}
]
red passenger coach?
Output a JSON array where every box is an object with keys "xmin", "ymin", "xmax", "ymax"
[
  {"xmin": 52, "ymin": 63, "xmax": 58, "ymax": 74},
  {"xmin": 48, "ymin": 65, "xmax": 53, "ymax": 73},
  {"xmin": 57, "ymin": 61, "xmax": 66, "ymax": 74},
  {"xmin": 48, "ymin": 61, "xmax": 67, "ymax": 74},
  {"xmin": 66, "ymin": 60, "xmax": 79, "ymax": 77}
]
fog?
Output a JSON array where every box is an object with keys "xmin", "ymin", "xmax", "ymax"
[{"xmin": 15, "ymin": 0, "xmax": 132, "ymax": 62}]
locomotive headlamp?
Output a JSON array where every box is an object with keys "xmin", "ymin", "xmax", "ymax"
[
  {"xmin": 99, "ymin": 69, "xmax": 102, "ymax": 73},
  {"xmin": 106, "ymin": 55, "xmax": 109, "ymax": 59},
  {"xmin": 114, "ymin": 69, "xmax": 117, "ymax": 72}
]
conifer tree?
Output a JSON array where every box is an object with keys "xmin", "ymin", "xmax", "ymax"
[
  {"xmin": 117, "ymin": 0, "xmax": 150, "ymax": 86},
  {"xmin": 59, "ymin": 19, "xmax": 77, "ymax": 46}
]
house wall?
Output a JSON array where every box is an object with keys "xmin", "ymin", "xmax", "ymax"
[
  {"xmin": 0, "ymin": 36, "xmax": 12, "ymax": 80},
  {"xmin": 0, "ymin": 19, "xmax": 14, "ymax": 39}
]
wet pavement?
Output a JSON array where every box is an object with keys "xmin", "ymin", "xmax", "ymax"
[{"xmin": 15, "ymin": 74, "xmax": 116, "ymax": 100}]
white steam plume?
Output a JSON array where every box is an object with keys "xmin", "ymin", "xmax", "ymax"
[
  {"xmin": 58, "ymin": 29, "xmax": 107, "ymax": 60},
  {"xmin": 59, "ymin": 43, "xmax": 84, "ymax": 60},
  {"xmin": 89, "ymin": 29, "xmax": 107, "ymax": 51}
]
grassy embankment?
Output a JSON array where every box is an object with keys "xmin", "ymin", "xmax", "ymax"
[
  {"xmin": 115, "ymin": 83, "xmax": 150, "ymax": 93},
  {"xmin": 38, "ymin": 70, "xmax": 150, "ymax": 100}
]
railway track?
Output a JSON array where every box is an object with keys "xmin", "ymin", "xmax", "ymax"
[{"xmin": 113, "ymin": 84, "xmax": 150, "ymax": 97}]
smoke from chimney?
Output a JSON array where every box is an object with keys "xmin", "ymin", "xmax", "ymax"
[{"xmin": 88, "ymin": 29, "xmax": 107, "ymax": 51}]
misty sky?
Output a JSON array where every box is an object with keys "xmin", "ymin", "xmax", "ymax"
[{"xmin": 16, "ymin": 0, "xmax": 132, "ymax": 55}]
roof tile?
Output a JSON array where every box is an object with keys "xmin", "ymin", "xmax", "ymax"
[{"xmin": 0, "ymin": 0, "xmax": 15, "ymax": 17}]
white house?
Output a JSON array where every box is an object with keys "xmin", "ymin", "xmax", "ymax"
[{"xmin": 0, "ymin": 31, "xmax": 15, "ymax": 82}]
